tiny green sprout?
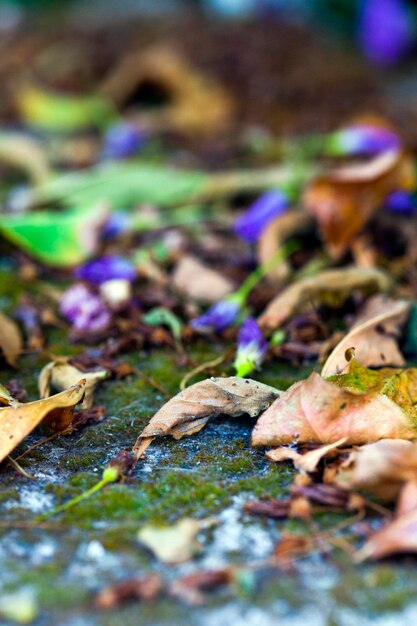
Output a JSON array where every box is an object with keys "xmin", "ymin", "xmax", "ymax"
[{"xmin": 34, "ymin": 451, "xmax": 135, "ymax": 521}]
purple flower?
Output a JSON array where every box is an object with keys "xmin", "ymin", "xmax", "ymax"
[
  {"xmin": 326, "ymin": 124, "xmax": 401, "ymax": 156},
  {"xmin": 234, "ymin": 317, "xmax": 268, "ymax": 377},
  {"xmin": 103, "ymin": 122, "xmax": 145, "ymax": 159},
  {"xmin": 60, "ymin": 284, "xmax": 110, "ymax": 332},
  {"xmin": 102, "ymin": 212, "xmax": 132, "ymax": 239},
  {"xmin": 75, "ymin": 256, "xmax": 136, "ymax": 285},
  {"xmin": 358, "ymin": 0, "xmax": 412, "ymax": 66},
  {"xmin": 191, "ymin": 298, "xmax": 241, "ymax": 333},
  {"xmin": 385, "ymin": 189, "xmax": 416, "ymax": 215},
  {"xmin": 234, "ymin": 190, "xmax": 289, "ymax": 244}
]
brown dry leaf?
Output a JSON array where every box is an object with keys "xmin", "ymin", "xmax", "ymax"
[
  {"xmin": 272, "ymin": 532, "xmax": 314, "ymax": 564},
  {"xmin": 321, "ymin": 296, "xmax": 410, "ymax": 377},
  {"xmin": 0, "ymin": 380, "xmax": 86, "ymax": 463},
  {"xmin": 170, "ymin": 568, "xmax": 232, "ymax": 605},
  {"xmin": 251, "ymin": 372, "xmax": 414, "ymax": 447},
  {"xmin": 257, "ymin": 209, "xmax": 313, "ymax": 282},
  {"xmin": 0, "ymin": 384, "xmax": 19, "ymax": 408},
  {"xmin": 266, "ymin": 438, "xmax": 347, "ymax": 472},
  {"xmin": 99, "ymin": 45, "xmax": 233, "ymax": 136},
  {"xmin": 95, "ymin": 575, "xmax": 163, "ymax": 610},
  {"xmin": 257, "ymin": 266, "xmax": 391, "ymax": 332},
  {"xmin": 134, "ymin": 377, "xmax": 279, "ymax": 457},
  {"xmin": 137, "ymin": 518, "xmax": 214, "ymax": 564},
  {"xmin": 335, "ymin": 439, "xmax": 417, "ymax": 501},
  {"xmin": 172, "ymin": 255, "xmax": 234, "ymax": 304},
  {"xmin": 0, "ymin": 310, "xmax": 22, "ymax": 368},
  {"xmin": 39, "ymin": 357, "xmax": 108, "ymax": 409},
  {"xmin": 303, "ymin": 149, "xmax": 415, "ymax": 258},
  {"xmin": 357, "ymin": 480, "xmax": 417, "ymax": 561}
]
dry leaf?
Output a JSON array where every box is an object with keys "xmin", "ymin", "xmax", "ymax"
[
  {"xmin": 0, "ymin": 310, "xmax": 23, "ymax": 368},
  {"xmin": 257, "ymin": 209, "xmax": 313, "ymax": 282},
  {"xmin": 258, "ymin": 266, "xmax": 391, "ymax": 332},
  {"xmin": 266, "ymin": 438, "xmax": 347, "ymax": 472},
  {"xmin": 357, "ymin": 482, "xmax": 417, "ymax": 561},
  {"xmin": 39, "ymin": 357, "xmax": 108, "ymax": 409},
  {"xmin": 0, "ymin": 380, "xmax": 86, "ymax": 462},
  {"xmin": 321, "ymin": 296, "xmax": 410, "ymax": 377},
  {"xmin": 137, "ymin": 518, "xmax": 212, "ymax": 564},
  {"xmin": 134, "ymin": 377, "xmax": 279, "ymax": 457},
  {"xmin": 170, "ymin": 568, "xmax": 232, "ymax": 605},
  {"xmin": 335, "ymin": 439, "xmax": 417, "ymax": 501},
  {"xmin": 251, "ymin": 372, "xmax": 414, "ymax": 447},
  {"xmin": 99, "ymin": 45, "xmax": 233, "ymax": 136},
  {"xmin": 172, "ymin": 255, "xmax": 234, "ymax": 304},
  {"xmin": 0, "ymin": 384, "xmax": 19, "ymax": 408},
  {"xmin": 303, "ymin": 149, "xmax": 415, "ymax": 258},
  {"xmin": 95, "ymin": 575, "xmax": 163, "ymax": 610}
]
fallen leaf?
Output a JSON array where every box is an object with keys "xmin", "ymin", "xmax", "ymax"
[
  {"xmin": 257, "ymin": 266, "xmax": 391, "ymax": 332},
  {"xmin": 272, "ymin": 532, "xmax": 314, "ymax": 564},
  {"xmin": 0, "ymin": 203, "xmax": 109, "ymax": 267},
  {"xmin": 257, "ymin": 209, "xmax": 313, "ymax": 282},
  {"xmin": 251, "ymin": 371, "xmax": 415, "ymax": 447},
  {"xmin": 303, "ymin": 149, "xmax": 415, "ymax": 258},
  {"xmin": 39, "ymin": 358, "xmax": 108, "ymax": 409},
  {"xmin": 99, "ymin": 45, "xmax": 233, "ymax": 136},
  {"xmin": 0, "ymin": 380, "xmax": 86, "ymax": 463},
  {"xmin": 0, "ymin": 310, "xmax": 23, "ymax": 368},
  {"xmin": 172, "ymin": 255, "xmax": 234, "ymax": 304},
  {"xmin": 322, "ymin": 296, "xmax": 410, "ymax": 377},
  {"xmin": 266, "ymin": 438, "xmax": 347, "ymax": 472},
  {"xmin": 357, "ymin": 482, "xmax": 417, "ymax": 561},
  {"xmin": 133, "ymin": 377, "xmax": 279, "ymax": 457},
  {"xmin": 0, "ymin": 384, "xmax": 18, "ymax": 407},
  {"xmin": 95, "ymin": 575, "xmax": 163, "ymax": 610},
  {"xmin": 0, "ymin": 132, "xmax": 50, "ymax": 184},
  {"xmin": 137, "ymin": 518, "xmax": 212, "ymax": 564},
  {"xmin": 16, "ymin": 84, "xmax": 115, "ymax": 132},
  {"xmin": 335, "ymin": 439, "xmax": 417, "ymax": 501},
  {"xmin": 170, "ymin": 568, "xmax": 232, "ymax": 605}
]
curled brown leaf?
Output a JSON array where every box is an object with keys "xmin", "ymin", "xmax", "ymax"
[
  {"xmin": 0, "ymin": 380, "xmax": 86, "ymax": 463},
  {"xmin": 133, "ymin": 377, "xmax": 279, "ymax": 458},
  {"xmin": 0, "ymin": 310, "xmax": 23, "ymax": 368},
  {"xmin": 303, "ymin": 149, "xmax": 415, "ymax": 258},
  {"xmin": 258, "ymin": 266, "xmax": 391, "ymax": 332},
  {"xmin": 251, "ymin": 372, "xmax": 414, "ymax": 447},
  {"xmin": 321, "ymin": 296, "xmax": 410, "ymax": 377}
]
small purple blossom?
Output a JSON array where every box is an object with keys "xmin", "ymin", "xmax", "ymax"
[
  {"xmin": 234, "ymin": 190, "xmax": 289, "ymax": 244},
  {"xmin": 358, "ymin": 0, "xmax": 412, "ymax": 66},
  {"xmin": 234, "ymin": 317, "xmax": 268, "ymax": 377},
  {"xmin": 191, "ymin": 298, "xmax": 241, "ymax": 333},
  {"xmin": 75, "ymin": 256, "xmax": 136, "ymax": 285},
  {"xmin": 103, "ymin": 122, "xmax": 145, "ymax": 159},
  {"xmin": 385, "ymin": 189, "xmax": 416, "ymax": 215},
  {"xmin": 102, "ymin": 212, "xmax": 132, "ymax": 239},
  {"xmin": 327, "ymin": 124, "xmax": 401, "ymax": 156},
  {"xmin": 60, "ymin": 284, "xmax": 110, "ymax": 332}
]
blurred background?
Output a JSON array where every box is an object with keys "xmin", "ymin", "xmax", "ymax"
[{"xmin": 0, "ymin": 0, "xmax": 415, "ymax": 176}]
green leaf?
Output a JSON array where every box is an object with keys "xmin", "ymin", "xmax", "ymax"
[
  {"xmin": 0, "ymin": 204, "xmax": 108, "ymax": 267},
  {"xmin": 35, "ymin": 162, "xmax": 209, "ymax": 209},
  {"xmin": 143, "ymin": 307, "xmax": 183, "ymax": 340},
  {"xmin": 16, "ymin": 85, "xmax": 116, "ymax": 132}
]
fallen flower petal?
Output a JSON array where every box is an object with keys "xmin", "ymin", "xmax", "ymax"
[
  {"xmin": 75, "ymin": 255, "xmax": 136, "ymax": 285},
  {"xmin": 60, "ymin": 284, "xmax": 111, "ymax": 332},
  {"xmin": 234, "ymin": 317, "xmax": 268, "ymax": 377},
  {"xmin": 326, "ymin": 124, "xmax": 401, "ymax": 157},
  {"xmin": 102, "ymin": 122, "xmax": 145, "ymax": 160},
  {"xmin": 385, "ymin": 189, "xmax": 416, "ymax": 215},
  {"xmin": 137, "ymin": 518, "xmax": 211, "ymax": 564},
  {"xmin": 191, "ymin": 297, "xmax": 241, "ymax": 333},
  {"xmin": 234, "ymin": 189, "xmax": 288, "ymax": 243},
  {"xmin": 358, "ymin": 0, "xmax": 412, "ymax": 67}
]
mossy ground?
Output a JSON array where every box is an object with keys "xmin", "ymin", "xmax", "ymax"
[{"xmin": 1, "ymin": 280, "xmax": 417, "ymax": 624}]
